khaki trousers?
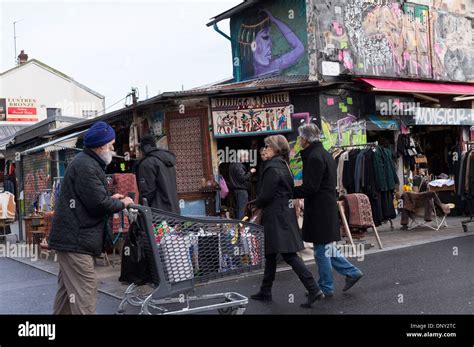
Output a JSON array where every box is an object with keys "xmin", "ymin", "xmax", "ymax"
[{"xmin": 53, "ymin": 251, "xmax": 98, "ymax": 315}]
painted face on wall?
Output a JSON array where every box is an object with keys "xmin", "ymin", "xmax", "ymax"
[
  {"xmin": 444, "ymin": 49, "xmax": 464, "ymax": 80},
  {"xmin": 254, "ymin": 27, "xmax": 272, "ymax": 66}
]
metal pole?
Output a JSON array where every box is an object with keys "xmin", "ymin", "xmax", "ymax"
[
  {"xmin": 17, "ymin": 153, "xmax": 24, "ymax": 242},
  {"xmin": 13, "ymin": 19, "xmax": 23, "ymax": 65},
  {"xmin": 213, "ymin": 23, "xmax": 241, "ymax": 82},
  {"xmin": 13, "ymin": 22, "xmax": 17, "ymax": 64},
  {"xmin": 131, "ymin": 88, "xmax": 139, "ymax": 158}
]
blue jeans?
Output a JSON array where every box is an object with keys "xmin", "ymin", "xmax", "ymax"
[
  {"xmin": 233, "ymin": 189, "xmax": 248, "ymax": 220},
  {"xmin": 314, "ymin": 243, "xmax": 362, "ymax": 294}
]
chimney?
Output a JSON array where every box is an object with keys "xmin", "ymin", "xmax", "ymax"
[{"xmin": 17, "ymin": 50, "xmax": 28, "ymax": 65}]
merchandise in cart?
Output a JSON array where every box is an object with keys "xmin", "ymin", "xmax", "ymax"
[{"xmin": 117, "ymin": 204, "xmax": 265, "ymax": 315}]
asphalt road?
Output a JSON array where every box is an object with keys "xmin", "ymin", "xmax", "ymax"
[{"xmin": 1, "ymin": 235, "xmax": 474, "ymax": 315}]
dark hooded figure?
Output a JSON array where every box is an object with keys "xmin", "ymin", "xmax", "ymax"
[{"xmin": 135, "ymin": 135, "xmax": 180, "ymax": 213}]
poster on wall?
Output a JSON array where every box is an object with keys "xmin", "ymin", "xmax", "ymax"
[
  {"xmin": 5, "ymin": 97, "xmax": 38, "ymax": 122},
  {"xmin": 149, "ymin": 111, "xmax": 164, "ymax": 137},
  {"xmin": 211, "ymin": 93, "xmax": 292, "ymax": 138},
  {"xmin": 320, "ymin": 114, "xmax": 367, "ymax": 150},
  {"xmin": 230, "ymin": 0, "xmax": 309, "ymax": 81},
  {"xmin": 288, "ymin": 113, "xmax": 310, "ymax": 181}
]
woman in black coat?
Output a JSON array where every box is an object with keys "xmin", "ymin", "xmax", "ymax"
[{"xmin": 251, "ymin": 135, "xmax": 324, "ymax": 308}]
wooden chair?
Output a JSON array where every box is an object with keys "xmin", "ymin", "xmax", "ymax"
[
  {"xmin": 414, "ymin": 156, "xmax": 429, "ymax": 177},
  {"xmin": 39, "ymin": 212, "xmax": 57, "ymax": 261},
  {"xmin": 337, "ymin": 200, "xmax": 383, "ymax": 254}
]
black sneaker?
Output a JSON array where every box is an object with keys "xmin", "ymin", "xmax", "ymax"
[
  {"xmin": 305, "ymin": 291, "xmax": 333, "ymax": 298},
  {"xmin": 343, "ymin": 273, "xmax": 363, "ymax": 292},
  {"xmin": 250, "ymin": 291, "xmax": 272, "ymax": 302},
  {"xmin": 300, "ymin": 290, "xmax": 325, "ymax": 308}
]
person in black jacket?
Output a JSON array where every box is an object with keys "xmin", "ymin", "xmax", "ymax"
[
  {"xmin": 295, "ymin": 124, "xmax": 363, "ymax": 297},
  {"xmin": 135, "ymin": 135, "xmax": 180, "ymax": 213},
  {"xmin": 228, "ymin": 150, "xmax": 255, "ymax": 219},
  {"xmin": 256, "ymin": 147, "xmax": 268, "ymax": 196},
  {"xmin": 49, "ymin": 121, "xmax": 134, "ymax": 314},
  {"xmin": 251, "ymin": 135, "xmax": 324, "ymax": 308}
]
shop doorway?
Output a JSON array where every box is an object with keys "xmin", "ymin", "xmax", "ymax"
[
  {"xmin": 217, "ymin": 136, "xmax": 266, "ymax": 217},
  {"xmin": 367, "ymin": 130, "xmax": 396, "ymax": 148},
  {"xmin": 411, "ymin": 127, "xmax": 459, "ymax": 177}
]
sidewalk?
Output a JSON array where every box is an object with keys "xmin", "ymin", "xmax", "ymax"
[{"xmin": 3, "ymin": 215, "xmax": 473, "ymax": 300}]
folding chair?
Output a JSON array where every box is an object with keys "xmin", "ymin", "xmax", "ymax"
[{"xmin": 405, "ymin": 198, "xmax": 449, "ymax": 231}]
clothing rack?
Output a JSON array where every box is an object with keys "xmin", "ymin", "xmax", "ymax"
[
  {"xmin": 333, "ymin": 140, "xmax": 395, "ymax": 230},
  {"xmin": 462, "ymin": 142, "xmax": 474, "ymax": 231},
  {"xmin": 336, "ymin": 141, "xmax": 378, "ymax": 149},
  {"xmin": 461, "ymin": 142, "xmax": 474, "ymax": 231}
]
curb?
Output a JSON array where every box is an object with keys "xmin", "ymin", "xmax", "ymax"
[{"xmin": 5, "ymin": 230, "xmax": 473, "ymax": 300}]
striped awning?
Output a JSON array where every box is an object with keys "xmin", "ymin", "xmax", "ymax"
[
  {"xmin": 21, "ymin": 130, "xmax": 86, "ymax": 155},
  {"xmin": 44, "ymin": 137, "xmax": 79, "ymax": 152}
]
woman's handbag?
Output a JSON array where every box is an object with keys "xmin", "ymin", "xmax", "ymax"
[{"xmin": 246, "ymin": 199, "xmax": 263, "ymax": 225}]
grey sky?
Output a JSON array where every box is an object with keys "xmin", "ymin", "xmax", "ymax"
[{"xmin": 1, "ymin": 0, "xmax": 241, "ymax": 113}]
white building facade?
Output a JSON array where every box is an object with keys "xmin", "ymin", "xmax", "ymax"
[{"xmin": 0, "ymin": 57, "xmax": 105, "ymax": 126}]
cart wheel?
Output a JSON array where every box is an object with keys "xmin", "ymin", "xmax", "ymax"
[
  {"xmin": 126, "ymin": 285, "xmax": 153, "ymax": 307},
  {"xmin": 218, "ymin": 298, "xmax": 247, "ymax": 315},
  {"xmin": 218, "ymin": 305, "xmax": 246, "ymax": 315}
]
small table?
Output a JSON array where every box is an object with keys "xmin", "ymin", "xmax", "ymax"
[
  {"xmin": 428, "ymin": 185, "xmax": 456, "ymax": 193},
  {"xmin": 24, "ymin": 216, "xmax": 45, "ymax": 244}
]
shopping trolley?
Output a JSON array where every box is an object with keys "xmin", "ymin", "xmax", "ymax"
[{"xmin": 117, "ymin": 204, "xmax": 265, "ymax": 315}]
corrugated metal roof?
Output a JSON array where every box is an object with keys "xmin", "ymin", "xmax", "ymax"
[
  {"xmin": 138, "ymin": 75, "xmax": 318, "ymax": 107},
  {"xmin": 0, "ymin": 124, "xmax": 31, "ymax": 150},
  {"xmin": 189, "ymin": 75, "xmax": 312, "ymax": 92},
  {"xmin": 0, "ymin": 125, "xmax": 29, "ymax": 139},
  {"xmin": 42, "ymin": 76, "xmax": 332, "ymax": 140}
]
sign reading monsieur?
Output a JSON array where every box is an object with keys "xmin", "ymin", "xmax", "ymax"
[{"xmin": 415, "ymin": 108, "xmax": 474, "ymax": 126}]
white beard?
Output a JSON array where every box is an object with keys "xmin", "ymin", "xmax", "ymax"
[{"xmin": 99, "ymin": 150, "xmax": 116, "ymax": 165}]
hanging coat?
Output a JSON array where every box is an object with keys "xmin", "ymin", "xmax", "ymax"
[
  {"xmin": 294, "ymin": 142, "xmax": 340, "ymax": 244},
  {"xmin": 256, "ymin": 156, "xmax": 304, "ymax": 255}
]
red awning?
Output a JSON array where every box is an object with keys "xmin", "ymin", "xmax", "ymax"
[{"xmin": 359, "ymin": 78, "xmax": 474, "ymax": 95}]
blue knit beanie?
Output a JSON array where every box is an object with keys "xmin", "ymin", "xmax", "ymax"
[{"xmin": 84, "ymin": 121, "xmax": 116, "ymax": 148}]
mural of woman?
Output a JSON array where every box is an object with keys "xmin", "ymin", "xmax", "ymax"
[{"xmin": 238, "ymin": 9, "xmax": 305, "ymax": 79}]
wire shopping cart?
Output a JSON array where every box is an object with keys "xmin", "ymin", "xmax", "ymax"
[{"xmin": 117, "ymin": 204, "xmax": 265, "ymax": 315}]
